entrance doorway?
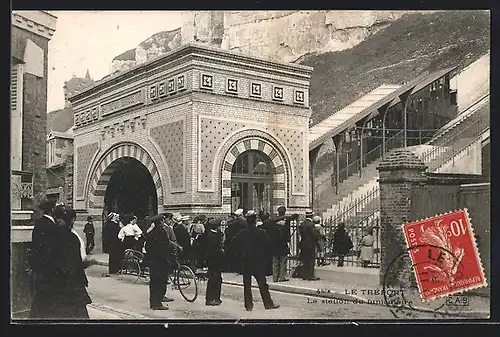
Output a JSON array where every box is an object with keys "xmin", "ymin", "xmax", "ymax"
[
  {"xmin": 231, "ymin": 150, "xmax": 274, "ymax": 214},
  {"xmin": 104, "ymin": 157, "xmax": 158, "ymax": 221}
]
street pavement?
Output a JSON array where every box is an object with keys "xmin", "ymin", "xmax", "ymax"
[
  {"xmin": 89, "ymin": 253, "xmax": 490, "ymax": 320},
  {"xmin": 83, "ymin": 264, "xmax": 485, "ymax": 320}
]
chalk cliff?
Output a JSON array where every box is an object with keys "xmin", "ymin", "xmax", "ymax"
[{"xmin": 110, "ymin": 11, "xmax": 414, "ymax": 72}]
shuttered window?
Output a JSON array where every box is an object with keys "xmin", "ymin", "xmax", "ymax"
[{"xmin": 11, "ymin": 67, "xmax": 18, "ymax": 111}]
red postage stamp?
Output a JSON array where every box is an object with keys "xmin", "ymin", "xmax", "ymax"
[{"xmin": 402, "ymin": 208, "xmax": 487, "ymax": 301}]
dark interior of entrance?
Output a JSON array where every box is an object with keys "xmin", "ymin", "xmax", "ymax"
[
  {"xmin": 104, "ymin": 157, "xmax": 157, "ymax": 221},
  {"xmin": 231, "ymin": 150, "xmax": 274, "ymax": 214}
]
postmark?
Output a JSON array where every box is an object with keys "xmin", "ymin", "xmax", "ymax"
[
  {"xmin": 382, "ymin": 244, "xmax": 469, "ymax": 319},
  {"xmin": 402, "ymin": 209, "xmax": 487, "ymax": 302}
]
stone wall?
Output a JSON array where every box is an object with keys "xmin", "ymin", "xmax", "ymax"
[{"xmin": 12, "ymin": 25, "xmax": 50, "ymax": 218}]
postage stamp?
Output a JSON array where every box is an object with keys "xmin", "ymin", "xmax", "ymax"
[{"xmin": 402, "ymin": 208, "xmax": 487, "ymax": 302}]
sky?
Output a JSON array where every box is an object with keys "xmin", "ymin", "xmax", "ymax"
[{"xmin": 47, "ymin": 11, "xmax": 183, "ymax": 112}]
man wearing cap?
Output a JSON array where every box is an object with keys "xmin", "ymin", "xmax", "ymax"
[
  {"xmin": 173, "ymin": 214, "xmax": 192, "ymax": 267},
  {"xmin": 204, "ymin": 218, "xmax": 225, "ymax": 306},
  {"xmin": 83, "ymin": 216, "xmax": 95, "ymax": 255},
  {"xmin": 223, "ymin": 209, "xmax": 246, "ymax": 273},
  {"xmin": 144, "ymin": 214, "xmax": 183, "ymax": 310},
  {"xmin": 29, "ymin": 199, "xmax": 60, "ymax": 318},
  {"xmin": 299, "ymin": 210, "xmax": 321, "ymax": 281},
  {"xmin": 232, "ymin": 210, "xmax": 280, "ymax": 311}
]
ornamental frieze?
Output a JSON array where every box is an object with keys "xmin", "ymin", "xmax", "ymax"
[
  {"xmin": 100, "ymin": 90, "xmax": 145, "ymax": 116},
  {"xmin": 100, "ymin": 115, "xmax": 147, "ymax": 140}
]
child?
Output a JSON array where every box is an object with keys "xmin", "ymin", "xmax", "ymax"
[
  {"xmin": 313, "ymin": 216, "xmax": 330, "ymax": 266},
  {"xmin": 83, "ymin": 216, "xmax": 95, "ymax": 255},
  {"xmin": 332, "ymin": 222, "xmax": 353, "ymax": 267},
  {"xmin": 359, "ymin": 226, "xmax": 375, "ymax": 268}
]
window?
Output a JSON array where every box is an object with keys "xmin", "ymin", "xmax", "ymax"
[
  {"xmin": 11, "ymin": 64, "xmax": 23, "ymax": 170},
  {"xmin": 232, "ymin": 151, "xmax": 272, "ymax": 176}
]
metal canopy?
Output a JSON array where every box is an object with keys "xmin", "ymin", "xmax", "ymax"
[{"xmin": 308, "ymin": 66, "xmax": 457, "ymax": 151}]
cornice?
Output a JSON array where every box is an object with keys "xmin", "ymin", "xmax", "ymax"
[
  {"xmin": 12, "ymin": 11, "xmax": 57, "ymax": 41},
  {"xmin": 69, "ymin": 43, "xmax": 313, "ymax": 102}
]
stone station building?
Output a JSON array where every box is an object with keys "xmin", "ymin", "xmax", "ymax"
[{"xmin": 69, "ymin": 44, "xmax": 313, "ymax": 241}]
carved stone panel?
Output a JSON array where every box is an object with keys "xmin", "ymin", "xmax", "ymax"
[
  {"xmin": 150, "ymin": 119, "xmax": 185, "ymax": 191},
  {"xmin": 75, "ymin": 142, "xmax": 99, "ymax": 198},
  {"xmin": 100, "ymin": 90, "xmax": 145, "ymax": 116},
  {"xmin": 199, "ymin": 117, "xmax": 306, "ymax": 194}
]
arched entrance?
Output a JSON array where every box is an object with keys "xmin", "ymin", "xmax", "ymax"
[
  {"xmin": 86, "ymin": 142, "xmax": 164, "ymax": 217},
  {"xmin": 231, "ymin": 150, "xmax": 275, "ymax": 213},
  {"xmin": 103, "ymin": 157, "xmax": 158, "ymax": 220}
]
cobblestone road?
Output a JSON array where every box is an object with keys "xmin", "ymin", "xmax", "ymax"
[{"xmin": 84, "ymin": 265, "xmax": 454, "ymax": 320}]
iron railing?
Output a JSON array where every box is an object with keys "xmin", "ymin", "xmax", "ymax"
[
  {"xmin": 323, "ymin": 100, "xmax": 489, "ymax": 267},
  {"xmin": 420, "ymin": 105, "xmax": 490, "ymax": 172},
  {"xmin": 315, "ymin": 130, "xmax": 405, "ymax": 193},
  {"xmin": 11, "ymin": 170, "xmax": 34, "ymax": 211},
  {"xmin": 324, "ymin": 186, "xmax": 381, "ymax": 267},
  {"xmin": 428, "ymin": 95, "xmax": 489, "ymax": 145}
]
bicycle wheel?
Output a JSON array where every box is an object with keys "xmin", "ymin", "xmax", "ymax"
[
  {"xmin": 175, "ymin": 265, "xmax": 198, "ymax": 302},
  {"xmin": 118, "ymin": 258, "xmax": 141, "ymax": 284},
  {"xmin": 138, "ymin": 265, "xmax": 150, "ymax": 284}
]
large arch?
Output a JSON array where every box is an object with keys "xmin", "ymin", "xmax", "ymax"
[
  {"xmin": 86, "ymin": 142, "xmax": 164, "ymax": 209},
  {"xmin": 219, "ymin": 135, "xmax": 290, "ymax": 213}
]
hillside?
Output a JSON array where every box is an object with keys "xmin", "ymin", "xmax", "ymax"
[{"xmin": 300, "ymin": 10, "xmax": 490, "ymax": 126}]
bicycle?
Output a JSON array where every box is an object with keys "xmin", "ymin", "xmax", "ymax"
[
  {"xmin": 119, "ymin": 249, "xmax": 198, "ymax": 302},
  {"xmin": 119, "ymin": 249, "xmax": 150, "ymax": 284},
  {"xmin": 168, "ymin": 259, "xmax": 198, "ymax": 303}
]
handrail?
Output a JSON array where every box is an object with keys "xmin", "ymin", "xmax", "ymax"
[
  {"xmin": 420, "ymin": 106, "xmax": 489, "ymax": 170},
  {"xmin": 315, "ymin": 130, "xmax": 404, "ymax": 191},
  {"xmin": 327, "ymin": 97, "xmax": 489, "ymax": 230},
  {"xmin": 327, "ymin": 185, "xmax": 379, "ymax": 222},
  {"xmin": 330, "ymin": 113, "xmax": 489, "ymax": 225},
  {"xmin": 429, "ymin": 94, "xmax": 489, "ymax": 144}
]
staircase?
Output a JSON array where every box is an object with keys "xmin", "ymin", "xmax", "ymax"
[
  {"xmin": 428, "ymin": 95, "xmax": 489, "ymax": 146},
  {"xmin": 326, "ymin": 96, "xmax": 490, "ymax": 228}
]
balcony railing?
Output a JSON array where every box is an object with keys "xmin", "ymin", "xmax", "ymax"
[{"xmin": 11, "ymin": 170, "xmax": 34, "ymax": 211}]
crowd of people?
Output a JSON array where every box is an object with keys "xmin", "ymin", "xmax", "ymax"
[
  {"xmin": 27, "ymin": 199, "xmax": 375, "ymax": 318},
  {"xmin": 28, "ymin": 200, "xmax": 98, "ymax": 319}
]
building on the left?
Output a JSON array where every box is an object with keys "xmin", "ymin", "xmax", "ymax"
[{"xmin": 11, "ymin": 10, "xmax": 57, "ymax": 318}]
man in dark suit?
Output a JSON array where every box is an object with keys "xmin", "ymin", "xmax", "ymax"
[
  {"xmin": 29, "ymin": 199, "xmax": 62, "ymax": 318},
  {"xmin": 267, "ymin": 206, "xmax": 297, "ymax": 282},
  {"xmin": 223, "ymin": 209, "xmax": 246, "ymax": 273},
  {"xmin": 204, "ymin": 218, "xmax": 225, "ymax": 306},
  {"xmin": 232, "ymin": 210, "xmax": 280, "ymax": 311},
  {"xmin": 145, "ymin": 214, "xmax": 182, "ymax": 310},
  {"xmin": 299, "ymin": 209, "xmax": 321, "ymax": 281},
  {"xmin": 258, "ymin": 213, "xmax": 273, "ymax": 276}
]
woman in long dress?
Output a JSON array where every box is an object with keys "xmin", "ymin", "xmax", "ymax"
[
  {"xmin": 103, "ymin": 212, "xmax": 123, "ymax": 275},
  {"xmin": 359, "ymin": 226, "xmax": 375, "ymax": 268},
  {"xmin": 31, "ymin": 205, "xmax": 96, "ymax": 319}
]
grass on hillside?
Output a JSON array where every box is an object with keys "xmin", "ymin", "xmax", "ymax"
[{"xmin": 300, "ymin": 10, "xmax": 490, "ymax": 126}]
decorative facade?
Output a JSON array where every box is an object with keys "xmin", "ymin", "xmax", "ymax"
[
  {"xmin": 70, "ymin": 44, "xmax": 313, "ymax": 233},
  {"xmin": 11, "ymin": 10, "xmax": 57, "ymax": 317}
]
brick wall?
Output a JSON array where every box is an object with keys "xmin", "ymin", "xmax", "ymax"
[
  {"xmin": 377, "ymin": 149, "xmax": 427, "ymax": 286},
  {"xmin": 72, "ymin": 46, "xmax": 312, "ymax": 225},
  {"xmin": 13, "ymin": 26, "xmax": 49, "ymax": 217}
]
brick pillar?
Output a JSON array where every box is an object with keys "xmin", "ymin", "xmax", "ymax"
[
  {"xmin": 377, "ymin": 149, "xmax": 427, "ymax": 286},
  {"xmin": 64, "ymin": 153, "xmax": 74, "ymax": 207}
]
